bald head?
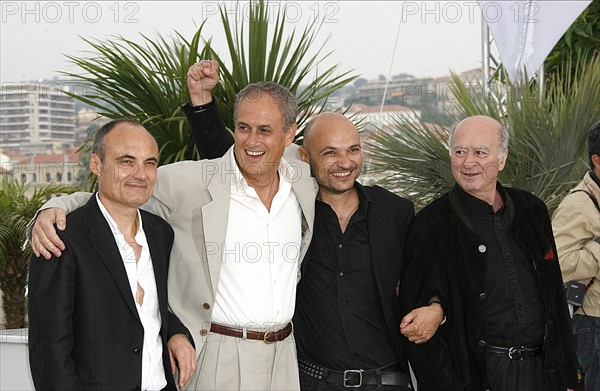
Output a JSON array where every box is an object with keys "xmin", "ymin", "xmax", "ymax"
[
  {"xmin": 299, "ymin": 112, "xmax": 362, "ymax": 198},
  {"xmin": 303, "ymin": 112, "xmax": 358, "ymax": 150},
  {"xmin": 450, "ymin": 115, "xmax": 508, "ymax": 159}
]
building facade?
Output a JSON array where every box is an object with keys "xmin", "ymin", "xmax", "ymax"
[{"xmin": 0, "ymin": 83, "xmax": 76, "ymax": 150}]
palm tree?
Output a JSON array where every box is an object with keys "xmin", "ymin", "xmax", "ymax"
[
  {"xmin": 366, "ymin": 54, "xmax": 600, "ymax": 212},
  {"xmin": 207, "ymin": 1, "xmax": 356, "ymax": 136},
  {"xmin": 0, "ymin": 179, "xmax": 75, "ymax": 329},
  {"xmin": 61, "ymin": 0, "xmax": 355, "ymax": 168}
]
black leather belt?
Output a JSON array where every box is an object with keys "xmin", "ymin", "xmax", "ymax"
[
  {"xmin": 298, "ymin": 358, "xmax": 411, "ymax": 388},
  {"xmin": 487, "ymin": 345, "xmax": 543, "ymax": 360}
]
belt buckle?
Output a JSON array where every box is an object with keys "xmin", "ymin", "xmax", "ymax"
[
  {"xmin": 508, "ymin": 346, "xmax": 527, "ymax": 360},
  {"xmin": 343, "ymin": 370, "xmax": 362, "ymax": 388},
  {"xmin": 263, "ymin": 330, "xmax": 273, "ymax": 344}
]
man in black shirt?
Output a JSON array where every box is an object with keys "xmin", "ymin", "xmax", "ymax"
[
  {"xmin": 400, "ymin": 115, "xmax": 577, "ymax": 390},
  {"xmin": 184, "ymin": 61, "xmax": 445, "ymax": 390}
]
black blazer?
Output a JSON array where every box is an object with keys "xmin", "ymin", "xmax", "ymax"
[
  {"xmin": 183, "ymin": 102, "xmax": 415, "ymax": 372},
  {"xmin": 400, "ymin": 185, "xmax": 577, "ymax": 390},
  {"xmin": 360, "ymin": 184, "xmax": 414, "ymax": 372},
  {"xmin": 28, "ymin": 195, "xmax": 190, "ymax": 391}
]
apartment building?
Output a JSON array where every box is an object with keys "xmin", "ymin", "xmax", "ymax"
[{"xmin": 0, "ymin": 83, "xmax": 76, "ymax": 150}]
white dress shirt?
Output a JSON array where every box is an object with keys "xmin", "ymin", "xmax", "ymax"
[
  {"xmin": 210, "ymin": 153, "xmax": 302, "ymax": 328},
  {"xmin": 97, "ymin": 194, "xmax": 167, "ymax": 391}
]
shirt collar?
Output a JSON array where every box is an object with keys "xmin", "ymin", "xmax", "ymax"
[
  {"xmin": 354, "ymin": 182, "xmax": 372, "ymax": 218},
  {"xmin": 316, "ymin": 182, "xmax": 372, "ymax": 220},
  {"xmin": 95, "ymin": 193, "xmax": 143, "ymax": 237},
  {"xmin": 456, "ymin": 181, "xmax": 507, "ymax": 220}
]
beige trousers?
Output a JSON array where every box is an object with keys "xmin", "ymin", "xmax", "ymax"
[{"xmin": 187, "ymin": 331, "xmax": 300, "ymax": 390}]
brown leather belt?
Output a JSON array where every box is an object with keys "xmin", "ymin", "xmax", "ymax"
[{"xmin": 209, "ymin": 323, "xmax": 292, "ymax": 343}]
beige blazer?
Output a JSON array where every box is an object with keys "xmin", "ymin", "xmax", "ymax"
[{"xmin": 41, "ymin": 146, "xmax": 317, "ymax": 349}]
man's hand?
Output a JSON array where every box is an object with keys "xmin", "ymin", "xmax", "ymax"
[
  {"xmin": 31, "ymin": 208, "xmax": 67, "ymax": 259},
  {"xmin": 168, "ymin": 333, "xmax": 197, "ymax": 389},
  {"xmin": 187, "ymin": 60, "xmax": 220, "ymax": 106},
  {"xmin": 400, "ymin": 304, "xmax": 443, "ymax": 344}
]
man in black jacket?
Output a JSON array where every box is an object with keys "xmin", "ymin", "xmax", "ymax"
[
  {"xmin": 183, "ymin": 60, "xmax": 444, "ymax": 390},
  {"xmin": 400, "ymin": 115, "xmax": 577, "ymax": 390},
  {"xmin": 28, "ymin": 120, "xmax": 196, "ymax": 390}
]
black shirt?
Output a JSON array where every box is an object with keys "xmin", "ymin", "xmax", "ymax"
[
  {"xmin": 293, "ymin": 184, "xmax": 397, "ymax": 370},
  {"xmin": 457, "ymin": 185, "xmax": 545, "ymax": 347}
]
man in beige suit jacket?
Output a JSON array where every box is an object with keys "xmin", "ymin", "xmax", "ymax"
[{"xmin": 31, "ymin": 82, "xmax": 317, "ymax": 390}]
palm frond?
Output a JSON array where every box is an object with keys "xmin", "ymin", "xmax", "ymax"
[{"xmin": 366, "ymin": 54, "xmax": 600, "ymax": 212}]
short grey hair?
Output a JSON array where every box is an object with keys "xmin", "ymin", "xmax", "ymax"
[
  {"xmin": 498, "ymin": 125, "xmax": 509, "ymax": 158},
  {"xmin": 92, "ymin": 119, "xmax": 144, "ymax": 162},
  {"xmin": 233, "ymin": 82, "xmax": 297, "ymax": 132}
]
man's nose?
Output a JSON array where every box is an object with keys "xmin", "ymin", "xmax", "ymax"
[
  {"xmin": 336, "ymin": 153, "xmax": 352, "ymax": 168},
  {"xmin": 132, "ymin": 162, "xmax": 148, "ymax": 180}
]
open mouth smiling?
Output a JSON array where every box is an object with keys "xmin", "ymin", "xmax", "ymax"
[{"xmin": 331, "ymin": 171, "xmax": 352, "ymax": 178}]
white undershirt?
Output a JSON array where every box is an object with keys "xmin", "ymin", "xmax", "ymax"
[
  {"xmin": 97, "ymin": 194, "xmax": 166, "ymax": 391},
  {"xmin": 210, "ymin": 153, "xmax": 302, "ymax": 328}
]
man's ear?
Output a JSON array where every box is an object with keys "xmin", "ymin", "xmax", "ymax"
[
  {"xmin": 498, "ymin": 150, "xmax": 509, "ymax": 171},
  {"xmin": 592, "ymin": 154, "xmax": 600, "ymax": 169},
  {"xmin": 299, "ymin": 146, "xmax": 309, "ymax": 163},
  {"xmin": 89, "ymin": 153, "xmax": 101, "ymax": 176},
  {"xmin": 285, "ymin": 124, "xmax": 298, "ymax": 146}
]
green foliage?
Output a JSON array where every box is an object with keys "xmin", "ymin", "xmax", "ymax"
[
  {"xmin": 0, "ymin": 179, "xmax": 76, "ymax": 328},
  {"xmin": 545, "ymin": 0, "xmax": 600, "ymax": 76},
  {"xmin": 365, "ymin": 115, "xmax": 454, "ymax": 209},
  {"xmin": 62, "ymin": 0, "xmax": 356, "ymax": 168},
  {"xmin": 366, "ymin": 55, "xmax": 600, "ymax": 211},
  {"xmin": 62, "ymin": 27, "xmax": 210, "ymax": 165},
  {"xmin": 207, "ymin": 1, "xmax": 355, "ymax": 138}
]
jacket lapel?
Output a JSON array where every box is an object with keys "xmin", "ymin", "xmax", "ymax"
[
  {"xmin": 84, "ymin": 195, "xmax": 141, "ymax": 323},
  {"xmin": 144, "ymin": 212, "xmax": 168, "ymax": 331},
  {"xmin": 291, "ymin": 160, "xmax": 317, "ymax": 263},
  {"xmin": 196, "ymin": 150, "xmax": 232, "ymax": 295}
]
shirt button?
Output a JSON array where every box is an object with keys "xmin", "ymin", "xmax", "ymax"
[
  {"xmin": 133, "ymin": 347, "xmax": 142, "ymax": 355},
  {"xmin": 478, "ymin": 340, "xmax": 487, "ymax": 348},
  {"xmin": 479, "ymin": 293, "xmax": 487, "ymax": 301},
  {"xmin": 338, "ymin": 244, "xmax": 343, "ymax": 249},
  {"xmin": 200, "ymin": 329, "xmax": 208, "ymax": 337},
  {"xmin": 478, "ymin": 245, "xmax": 486, "ymax": 253},
  {"xmin": 338, "ymin": 272, "xmax": 344, "ymax": 277},
  {"xmin": 203, "ymin": 303, "xmax": 211, "ymax": 310}
]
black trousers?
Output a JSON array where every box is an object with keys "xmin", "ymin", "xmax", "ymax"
[{"xmin": 486, "ymin": 354, "xmax": 546, "ymax": 390}]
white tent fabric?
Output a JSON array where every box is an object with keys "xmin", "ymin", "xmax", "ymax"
[{"xmin": 477, "ymin": 0, "xmax": 591, "ymax": 83}]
